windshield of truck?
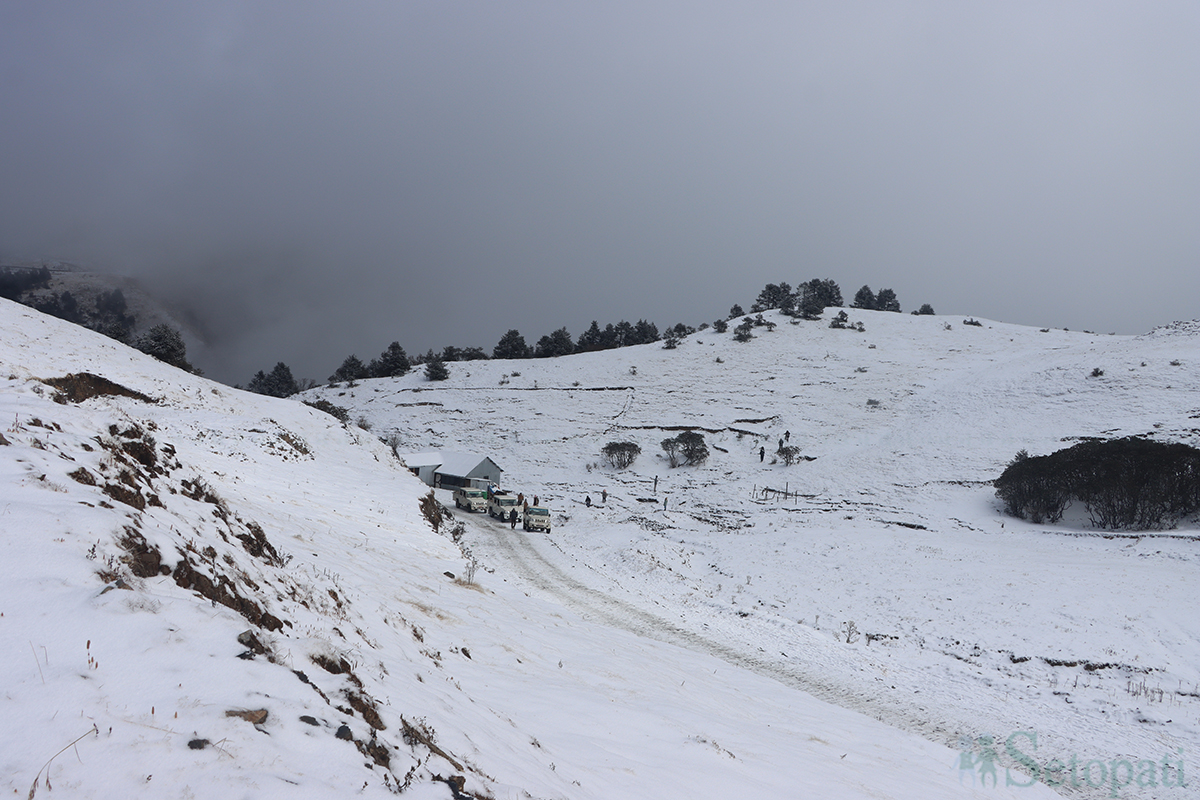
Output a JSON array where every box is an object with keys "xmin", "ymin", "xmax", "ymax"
[
  {"xmin": 463, "ymin": 490, "xmax": 485, "ymax": 497},
  {"xmin": 497, "ymin": 498, "xmax": 516, "ymax": 506},
  {"xmin": 527, "ymin": 507, "xmax": 549, "ymax": 516}
]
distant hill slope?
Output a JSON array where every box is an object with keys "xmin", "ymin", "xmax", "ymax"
[
  {"xmin": 1, "ymin": 260, "xmax": 207, "ymax": 362},
  {"xmin": 1, "ymin": 297, "xmax": 1060, "ymax": 799},
  {"xmin": 309, "ymin": 307, "xmax": 1200, "ymax": 799}
]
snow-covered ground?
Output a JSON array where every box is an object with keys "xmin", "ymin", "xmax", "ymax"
[
  {"xmin": 307, "ymin": 308, "xmax": 1200, "ymax": 799},
  {"xmin": 0, "ymin": 297, "xmax": 1193, "ymax": 799}
]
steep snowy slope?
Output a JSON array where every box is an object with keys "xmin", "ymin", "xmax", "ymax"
[
  {"xmin": 0, "ymin": 298, "xmax": 1062, "ymax": 799},
  {"xmin": 313, "ymin": 309, "xmax": 1200, "ymax": 799}
]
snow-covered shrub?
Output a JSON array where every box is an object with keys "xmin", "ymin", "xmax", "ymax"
[
  {"xmin": 662, "ymin": 431, "xmax": 708, "ymax": 467},
  {"xmin": 602, "ymin": 441, "xmax": 641, "ymax": 469}
]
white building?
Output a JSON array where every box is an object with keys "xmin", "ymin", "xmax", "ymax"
[{"xmin": 399, "ymin": 451, "xmax": 503, "ymax": 490}]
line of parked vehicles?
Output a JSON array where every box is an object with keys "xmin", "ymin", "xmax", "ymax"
[{"xmin": 452, "ymin": 486, "xmax": 552, "ymax": 532}]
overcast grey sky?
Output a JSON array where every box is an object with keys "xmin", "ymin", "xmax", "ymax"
[{"xmin": 2, "ymin": 2, "xmax": 1197, "ymax": 383}]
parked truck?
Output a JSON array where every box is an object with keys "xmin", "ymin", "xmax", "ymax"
[
  {"xmin": 487, "ymin": 490, "xmax": 521, "ymax": 521},
  {"xmin": 453, "ymin": 487, "xmax": 488, "ymax": 512},
  {"xmin": 522, "ymin": 505, "xmax": 551, "ymax": 532}
]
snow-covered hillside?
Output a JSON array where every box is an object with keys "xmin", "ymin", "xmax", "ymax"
[
  {"xmin": 307, "ymin": 308, "xmax": 1200, "ymax": 799},
  {"xmin": 1, "ymin": 298, "xmax": 1073, "ymax": 798}
]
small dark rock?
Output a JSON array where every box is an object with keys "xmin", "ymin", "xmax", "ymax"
[
  {"xmin": 300, "ymin": 715, "xmax": 319, "ymax": 726},
  {"xmin": 187, "ymin": 738, "xmax": 210, "ymax": 750},
  {"xmin": 336, "ymin": 724, "xmax": 353, "ymax": 740},
  {"xmin": 236, "ymin": 650, "xmax": 255, "ymax": 660},
  {"xmin": 443, "ymin": 571, "xmax": 455, "ymax": 579},
  {"xmin": 237, "ymin": 630, "xmax": 267, "ymax": 655}
]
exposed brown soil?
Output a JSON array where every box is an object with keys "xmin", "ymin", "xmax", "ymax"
[{"xmin": 44, "ymin": 373, "xmax": 155, "ymax": 404}]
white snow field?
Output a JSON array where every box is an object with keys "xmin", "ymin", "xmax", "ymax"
[{"xmin": 0, "ymin": 298, "xmax": 1191, "ymax": 799}]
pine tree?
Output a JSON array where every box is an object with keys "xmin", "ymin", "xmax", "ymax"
[
  {"xmin": 331, "ymin": 354, "xmax": 369, "ymax": 383},
  {"xmin": 796, "ymin": 279, "xmax": 843, "ymax": 318},
  {"xmin": 632, "ymin": 319, "xmax": 659, "ymax": 344},
  {"xmin": 875, "ymin": 288, "xmax": 901, "ymax": 312},
  {"xmin": 460, "ymin": 346, "xmax": 488, "ymax": 361},
  {"xmin": 372, "ymin": 342, "xmax": 411, "ymax": 377},
  {"xmin": 753, "ymin": 282, "xmax": 792, "ymax": 311},
  {"xmin": 535, "ymin": 327, "xmax": 575, "ymax": 358},
  {"xmin": 852, "ymin": 285, "xmax": 877, "ymax": 310},
  {"xmin": 493, "ymin": 329, "xmax": 531, "ymax": 360},
  {"xmin": 248, "ymin": 362, "xmax": 299, "ymax": 397},
  {"xmin": 135, "ymin": 324, "xmax": 193, "ymax": 372},
  {"xmin": 576, "ymin": 321, "xmax": 604, "ymax": 352},
  {"xmin": 612, "ymin": 320, "xmax": 635, "ymax": 348},
  {"xmin": 424, "ymin": 358, "xmax": 450, "ymax": 381}
]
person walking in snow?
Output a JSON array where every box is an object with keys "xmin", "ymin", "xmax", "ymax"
[
  {"xmin": 517, "ymin": 492, "xmax": 524, "ymax": 506},
  {"xmin": 585, "ymin": 495, "xmax": 592, "ymax": 507},
  {"xmin": 601, "ymin": 489, "xmax": 607, "ymax": 503},
  {"xmin": 759, "ymin": 446, "xmax": 765, "ymax": 462},
  {"xmin": 509, "ymin": 508, "xmax": 518, "ymax": 529}
]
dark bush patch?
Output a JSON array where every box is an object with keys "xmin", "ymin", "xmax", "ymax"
[
  {"xmin": 121, "ymin": 439, "xmax": 157, "ymax": 469},
  {"xmin": 118, "ymin": 528, "xmax": 167, "ymax": 577},
  {"xmin": 237, "ymin": 521, "xmax": 284, "ymax": 566},
  {"xmin": 995, "ymin": 438, "xmax": 1200, "ymax": 530},
  {"xmin": 419, "ymin": 490, "xmax": 445, "ymax": 532},
  {"xmin": 346, "ymin": 690, "xmax": 385, "ymax": 731},
  {"xmin": 103, "ymin": 482, "xmax": 146, "ymax": 510},
  {"xmin": 303, "ymin": 399, "xmax": 350, "ymax": 422},
  {"xmin": 44, "ymin": 373, "xmax": 155, "ymax": 404},
  {"xmin": 312, "ymin": 653, "xmax": 353, "ymax": 675},
  {"xmin": 68, "ymin": 467, "xmax": 97, "ymax": 486}
]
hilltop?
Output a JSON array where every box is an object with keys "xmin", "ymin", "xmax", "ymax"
[{"xmin": 307, "ymin": 307, "xmax": 1200, "ymax": 798}]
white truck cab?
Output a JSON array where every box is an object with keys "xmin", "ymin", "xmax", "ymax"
[
  {"xmin": 488, "ymin": 491, "xmax": 521, "ymax": 521},
  {"xmin": 522, "ymin": 505, "xmax": 551, "ymax": 532},
  {"xmin": 453, "ymin": 487, "xmax": 488, "ymax": 512}
]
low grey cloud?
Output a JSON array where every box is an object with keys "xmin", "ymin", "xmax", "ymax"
[{"xmin": 2, "ymin": 2, "xmax": 1197, "ymax": 383}]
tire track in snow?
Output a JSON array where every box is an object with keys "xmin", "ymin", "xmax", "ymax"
[{"xmin": 465, "ymin": 515, "xmax": 980, "ymax": 761}]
